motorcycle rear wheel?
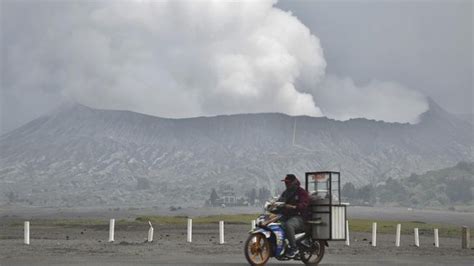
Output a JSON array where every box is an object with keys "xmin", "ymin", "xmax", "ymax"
[
  {"xmin": 300, "ymin": 239, "xmax": 325, "ymax": 265},
  {"xmin": 244, "ymin": 233, "xmax": 271, "ymax": 266}
]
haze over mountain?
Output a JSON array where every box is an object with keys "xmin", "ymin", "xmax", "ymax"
[
  {"xmin": 0, "ymin": 99, "xmax": 472, "ymax": 207},
  {"xmin": 457, "ymin": 113, "xmax": 474, "ymax": 125}
]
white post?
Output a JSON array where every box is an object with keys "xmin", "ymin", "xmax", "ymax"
[
  {"xmin": 414, "ymin": 228, "xmax": 419, "ymax": 247},
  {"xmin": 434, "ymin": 228, "xmax": 439, "ymax": 248},
  {"xmin": 24, "ymin": 221, "xmax": 30, "ymax": 245},
  {"xmin": 251, "ymin": 220, "xmax": 256, "ymax": 230},
  {"xmin": 219, "ymin": 221, "xmax": 225, "ymax": 244},
  {"xmin": 371, "ymin": 222, "xmax": 377, "ymax": 247},
  {"xmin": 462, "ymin": 226, "xmax": 470, "ymax": 249},
  {"xmin": 345, "ymin": 220, "xmax": 350, "ymax": 246},
  {"xmin": 395, "ymin": 224, "xmax": 401, "ymax": 247},
  {"xmin": 108, "ymin": 219, "xmax": 115, "ymax": 242},
  {"xmin": 187, "ymin": 218, "xmax": 192, "ymax": 243},
  {"xmin": 147, "ymin": 221, "xmax": 154, "ymax": 242}
]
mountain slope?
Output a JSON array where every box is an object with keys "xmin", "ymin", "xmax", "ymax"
[
  {"xmin": 0, "ymin": 101, "xmax": 472, "ymax": 207},
  {"xmin": 374, "ymin": 161, "xmax": 474, "ymax": 207}
]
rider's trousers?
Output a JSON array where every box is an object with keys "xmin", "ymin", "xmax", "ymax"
[{"xmin": 283, "ymin": 216, "xmax": 304, "ymax": 249}]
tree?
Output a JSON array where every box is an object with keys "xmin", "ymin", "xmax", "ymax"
[
  {"xmin": 210, "ymin": 188, "xmax": 219, "ymax": 206},
  {"xmin": 342, "ymin": 182, "xmax": 356, "ymax": 199},
  {"xmin": 258, "ymin": 187, "xmax": 271, "ymax": 204},
  {"xmin": 446, "ymin": 177, "xmax": 472, "ymax": 203},
  {"xmin": 377, "ymin": 178, "xmax": 407, "ymax": 204},
  {"xmin": 246, "ymin": 188, "xmax": 257, "ymax": 206},
  {"xmin": 357, "ymin": 184, "xmax": 375, "ymax": 204}
]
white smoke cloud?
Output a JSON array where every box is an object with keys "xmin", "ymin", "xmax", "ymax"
[
  {"xmin": 317, "ymin": 76, "xmax": 429, "ymax": 123},
  {"xmin": 2, "ymin": 0, "xmax": 428, "ymax": 124}
]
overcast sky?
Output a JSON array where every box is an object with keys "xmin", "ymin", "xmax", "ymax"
[
  {"xmin": 278, "ymin": 0, "xmax": 473, "ymax": 115},
  {"xmin": 1, "ymin": 0, "xmax": 472, "ymax": 134}
]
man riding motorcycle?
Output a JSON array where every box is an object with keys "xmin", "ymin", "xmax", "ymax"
[{"xmin": 277, "ymin": 174, "xmax": 310, "ymax": 258}]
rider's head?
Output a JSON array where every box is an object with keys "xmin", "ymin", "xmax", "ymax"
[{"xmin": 281, "ymin": 174, "xmax": 297, "ymax": 189}]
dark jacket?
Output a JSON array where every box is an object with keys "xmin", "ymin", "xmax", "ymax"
[{"xmin": 278, "ymin": 179, "xmax": 310, "ymax": 220}]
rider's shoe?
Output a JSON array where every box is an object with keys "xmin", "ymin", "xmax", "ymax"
[{"xmin": 286, "ymin": 247, "xmax": 299, "ymax": 258}]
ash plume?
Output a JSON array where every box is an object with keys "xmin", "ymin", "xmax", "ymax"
[{"xmin": 2, "ymin": 0, "xmax": 428, "ymax": 125}]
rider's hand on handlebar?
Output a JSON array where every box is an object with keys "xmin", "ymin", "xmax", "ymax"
[{"xmin": 284, "ymin": 204, "xmax": 296, "ymax": 209}]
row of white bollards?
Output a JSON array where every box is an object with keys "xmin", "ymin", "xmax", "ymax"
[
  {"xmin": 108, "ymin": 219, "xmax": 153, "ymax": 243},
  {"xmin": 344, "ymin": 221, "xmax": 447, "ymax": 248},
  {"xmin": 186, "ymin": 219, "xmax": 225, "ymax": 244},
  {"xmin": 22, "ymin": 218, "xmax": 223, "ymax": 245},
  {"xmin": 22, "ymin": 219, "xmax": 470, "ymax": 248},
  {"xmin": 369, "ymin": 223, "xmax": 439, "ymax": 247}
]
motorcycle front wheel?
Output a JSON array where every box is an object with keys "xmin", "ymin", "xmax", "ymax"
[
  {"xmin": 300, "ymin": 239, "xmax": 325, "ymax": 265},
  {"xmin": 244, "ymin": 233, "xmax": 271, "ymax": 266}
]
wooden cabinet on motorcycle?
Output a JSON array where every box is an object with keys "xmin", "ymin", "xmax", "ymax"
[{"xmin": 305, "ymin": 171, "xmax": 347, "ymax": 241}]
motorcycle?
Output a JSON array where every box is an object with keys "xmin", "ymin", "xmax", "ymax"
[{"xmin": 244, "ymin": 201, "xmax": 326, "ymax": 265}]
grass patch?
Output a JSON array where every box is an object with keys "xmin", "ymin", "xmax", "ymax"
[
  {"xmin": 8, "ymin": 218, "xmax": 138, "ymax": 228},
  {"xmin": 136, "ymin": 213, "xmax": 259, "ymax": 225},
  {"xmin": 348, "ymin": 219, "xmax": 461, "ymax": 238},
  {"xmin": 5, "ymin": 215, "xmax": 463, "ymax": 238}
]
